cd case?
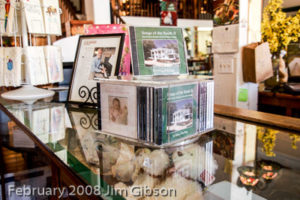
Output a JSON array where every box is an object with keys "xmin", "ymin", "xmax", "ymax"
[
  {"xmin": 129, "ymin": 26, "xmax": 188, "ymax": 76},
  {"xmin": 97, "ymin": 76, "xmax": 214, "ymax": 145}
]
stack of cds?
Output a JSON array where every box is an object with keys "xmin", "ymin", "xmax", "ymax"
[
  {"xmin": 93, "ymin": 26, "xmax": 215, "ymax": 146},
  {"xmin": 97, "ymin": 77, "xmax": 214, "ymax": 145}
]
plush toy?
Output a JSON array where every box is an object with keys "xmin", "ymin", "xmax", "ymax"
[
  {"xmin": 100, "ymin": 143, "xmax": 120, "ymax": 174},
  {"xmin": 142, "ymin": 149, "xmax": 170, "ymax": 177},
  {"xmin": 144, "ymin": 173, "xmax": 204, "ymax": 200},
  {"xmin": 111, "ymin": 143, "xmax": 136, "ymax": 182},
  {"xmin": 111, "ymin": 144, "xmax": 155, "ymax": 182},
  {"xmin": 114, "ymin": 182, "xmax": 137, "ymax": 200},
  {"xmin": 115, "ymin": 173, "xmax": 159, "ymax": 200},
  {"xmin": 132, "ymin": 148, "xmax": 151, "ymax": 181},
  {"xmin": 96, "ymin": 136, "xmax": 120, "ymax": 174},
  {"xmin": 171, "ymin": 144, "xmax": 218, "ymax": 186}
]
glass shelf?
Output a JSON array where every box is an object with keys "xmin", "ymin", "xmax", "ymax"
[{"xmin": 1, "ymin": 98, "xmax": 300, "ymax": 199}]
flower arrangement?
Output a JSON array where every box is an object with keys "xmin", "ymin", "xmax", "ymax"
[{"xmin": 261, "ymin": 0, "xmax": 300, "ymax": 55}]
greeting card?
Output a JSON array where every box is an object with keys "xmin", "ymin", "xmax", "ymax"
[
  {"xmin": 49, "ymin": 106, "xmax": 65, "ymax": 143},
  {"xmin": 32, "ymin": 108, "xmax": 50, "ymax": 143},
  {"xmin": 84, "ymin": 24, "xmax": 131, "ymax": 75},
  {"xmin": 25, "ymin": 46, "xmax": 48, "ymax": 85},
  {"xmin": 0, "ymin": 0, "xmax": 16, "ymax": 34},
  {"xmin": 22, "ymin": 0, "xmax": 45, "ymax": 34},
  {"xmin": 3, "ymin": 47, "xmax": 22, "ymax": 87},
  {"xmin": 40, "ymin": 0, "xmax": 62, "ymax": 35},
  {"xmin": 44, "ymin": 46, "xmax": 63, "ymax": 83},
  {"xmin": 0, "ymin": 3, "xmax": 5, "ymax": 33}
]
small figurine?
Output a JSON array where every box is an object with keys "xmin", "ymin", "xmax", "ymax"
[
  {"xmin": 279, "ymin": 50, "xmax": 288, "ymax": 83},
  {"xmin": 163, "ymin": 12, "xmax": 173, "ymax": 25}
]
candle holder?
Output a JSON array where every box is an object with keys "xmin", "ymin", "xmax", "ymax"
[
  {"xmin": 237, "ymin": 166, "xmax": 261, "ymax": 187},
  {"xmin": 257, "ymin": 160, "xmax": 281, "ymax": 180}
]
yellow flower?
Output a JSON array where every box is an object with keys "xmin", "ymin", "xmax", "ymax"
[
  {"xmin": 262, "ymin": 0, "xmax": 300, "ymax": 54},
  {"xmin": 290, "ymin": 134, "xmax": 300, "ymax": 150}
]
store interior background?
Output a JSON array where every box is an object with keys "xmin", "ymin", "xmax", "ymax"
[
  {"xmin": 51, "ymin": 0, "xmax": 299, "ymax": 118},
  {"xmin": 1, "ymin": 0, "xmax": 299, "ymax": 117},
  {"xmin": 0, "ymin": 1, "xmax": 300, "ymax": 200}
]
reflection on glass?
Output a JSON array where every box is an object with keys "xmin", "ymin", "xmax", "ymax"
[
  {"xmin": 258, "ymin": 160, "xmax": 281, "ymax": 180},
  {"xmin": 68, "ymin": 108, "xmax": 99, "ymax": 166},
  {"xmin": 93, "ymin": 132, "xmax": 217, "ymax": 199},
  {"xmin": 7, "ymin": 102, "xmax": 69, "ymax": 162},
  {"xmin": 290, "ymin": 133, "xmax": 300, "ymax": 150},
  {"xmin": 3, "ymin": 102, "xmax": 300, "ymax": 200},
  {"xmin": 237, "ymin": 166, "xmax": 260, "ymax": 187},
  {"xmin": 7, "ymin": 102, "xmax": 67, "ymax": 144},
  {"xmin": 257, "ymin": 127, "xmax": 278, "ymax": 157}
]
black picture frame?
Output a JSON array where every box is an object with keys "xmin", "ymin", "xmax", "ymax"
[{"xmin": 68, "ymin": 33, "xmax": 125, "ymax": 106}]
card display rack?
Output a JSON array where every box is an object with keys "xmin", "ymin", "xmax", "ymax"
[{"xmin": 0, "ymin": 0, "xmax": 62, "ymax": 104}]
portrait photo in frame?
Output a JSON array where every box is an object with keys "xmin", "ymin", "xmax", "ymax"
[{"xmin": 68, "ymin": 34, "xmax": 125, "ymax": 105}]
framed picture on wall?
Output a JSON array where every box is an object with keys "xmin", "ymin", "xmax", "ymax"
[
  {"xmin": 213, "ymin": 0, "xmax": 239, "ymax": 26},
  {"xmin": 68, "ymin": 34, "xmax": 125, "ymax": 105}
]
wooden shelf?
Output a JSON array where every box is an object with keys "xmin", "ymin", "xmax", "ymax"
[{"xmin": 215, "ymin": 104, "xmax": 300, "ymax": 132}]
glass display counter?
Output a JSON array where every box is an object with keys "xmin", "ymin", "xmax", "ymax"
[{"xmin": 1, "ymin": 98, "xmax": 300, "ymax": 200}]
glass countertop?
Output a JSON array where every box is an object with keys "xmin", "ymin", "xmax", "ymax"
[{"xmin": 1, "ymin": 100, "xmax": 300, "ymax": 200}]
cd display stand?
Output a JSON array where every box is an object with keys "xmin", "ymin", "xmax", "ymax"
[{"xmin": 96, "ymin": 76, "xmax": 214, "ymax": 146}]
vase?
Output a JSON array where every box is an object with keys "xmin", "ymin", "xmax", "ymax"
[
  {"xmin": 278, "ymin": 55, "xmax": 288, "ymax": 83},
  {"xmin": 264, "ymin": 56, "xmax": 280, "ymax": 89}
]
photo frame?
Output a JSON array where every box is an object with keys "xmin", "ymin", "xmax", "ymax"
[
  {"xmin": 213, "ymin": 0, "xmax": 239, "ymax": 26},
  {"xmin": 68, "ymin": 34, "xmax": 125, "ymax": 105},
  {"xmin": 84, "ymin": 24, "xmax": 131, "ymax": 76}
]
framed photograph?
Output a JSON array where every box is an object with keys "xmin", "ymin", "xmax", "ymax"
[
  {"xmin": 213, "ymin": 0, "xmax": 239, "ymax": 26},
  {"xmin": 100, "ymin": 84, "xmax": 137, "ymax": 139},
  {"xmin": 68, "ymin": 34, "xmax": 125, "ymax": 104},
  {"xmin": 84, "ymin": 24, "xmax": 131, "ymax": 76}
]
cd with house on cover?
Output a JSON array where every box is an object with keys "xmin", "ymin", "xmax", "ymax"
[
  {"xmin": 160, "ymin": 83, "xmax": 198, "ymax": 144},
  {"xmin": 129, "ymin": 26, "xmax": 188, "ymax": 76},
  {"xmin": 100, "ymin": 84, "xmax": 137, "ymax": 139}
]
